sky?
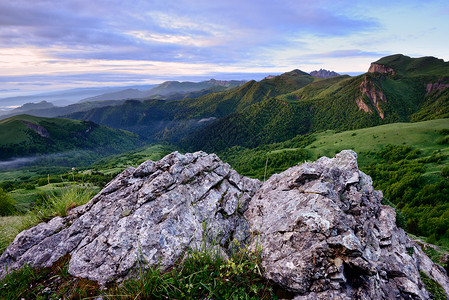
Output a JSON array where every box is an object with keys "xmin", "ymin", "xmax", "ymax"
[{"xmin": 0, "ymin": 0, "xmax": 448, "ymax": 99}]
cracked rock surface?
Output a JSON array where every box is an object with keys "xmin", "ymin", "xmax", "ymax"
[
  {"xmin": 1, "ymin": 150, "xmax": 448, "ymax": 299},
  {"xmin": 0, "ymin": 151, "xmax": 260, "ymax": 284},
  {"xmin": 246, "ymin": 150, "xmax": 449, "ymax": 299}
]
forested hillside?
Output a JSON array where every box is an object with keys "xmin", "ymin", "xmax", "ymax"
[
  {"xmin": 186, "ymin": 55, "xmax": 449, "ymax": 152},
  {"xmin": 63, "ymin": 55, "xmax": 449, "ymax": 152},
  {"xmin": 0, "ymin": 115, "xmax": 140, "ymax": 160},
  {"xmin": 66, "ymin": 70, "xmax": 320, "ymax": 141}
]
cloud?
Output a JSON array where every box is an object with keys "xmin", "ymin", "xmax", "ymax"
[
  {"xmin": 306, "ymin": 50, "xmax": 391, "ymax": 59},
  {"xmin": 2, "ymin": 0, "xmax": 447, "ymax": 98},
  {"xmin": 0, "ymin": 0, "xmax": 380, "ymax": 63}
]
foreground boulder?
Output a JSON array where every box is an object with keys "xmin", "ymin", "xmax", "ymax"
[
  {"xmin": 246, "ymin": 150, "xmax": 449, "ymax": 299},
  {"xmin": 0, "ymin": 151, "xmax": 260, "ymax": 284},
  {"xmin": 1, "ymin": 150, "xmax": 448, "ymax": 299}
]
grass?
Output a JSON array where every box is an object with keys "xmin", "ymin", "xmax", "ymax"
[
  {"xmin": 304, "ymin": 118, "xmax": 449, "ymax": 164},
  {"xmin": 0, "ymin": 239, "xmax": 276, "ymax": 299},
  {"xmin": 19, "ymin": 184, "xmax": 96, "ymax": 232},
  {"xmin": 108, "ymin": 244, "xmax": 274, "ymax": 300},
  {"xmin": 0, "ymin": 255, "xmax": 101, "ymax": 299},
  {"xmin": 0, "ymin": 216, "xmax": 22, "ymax": 254},
  {"xmin": 7, "ymin": 182, "xmax": 100, "ymax": 213},
  {"xmin": 420, "ymin": 271, "xmax": 447, "ymax": 300},
  {"xmin": 0, "ymin": 185, "xmax": 97, "ymax": 256}
]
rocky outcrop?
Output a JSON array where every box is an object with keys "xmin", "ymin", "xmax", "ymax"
[
  {"xmin": 21, "ymin": 120, "xmax": 50, "ymax": 138},
  {"xmin": 368, "ymin": 63, "xmax": 396, "ymax": 75},
  {"xmin": 246, "ymin": 150, "xmax": 449, "ymax": 299},
  {"xmin": 1, "ymin": 150, "xmax": 448, "ymax": 298},
  {"xmin": 0, "ymin": 151, "xmax": 260, "ymax": 284},
  {"xmin": 426, "ymin": 80, "xmax": 449, "ymax": 95},
  {"xmin": 310, "ymin": 69, "xmax": 341, "ymax": 79},
  {"xmin": 355, "ymin": 76, "xmax": 387, "ymax": 119}
]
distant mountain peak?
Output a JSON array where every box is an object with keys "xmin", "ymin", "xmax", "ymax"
[
  {"xmin": 369, "ymin": 54, "xmax": 449, "ymax": 76},
  {"xmin": 12, "ymin": 100, "xmax": 55, "ymax": 112},
  {"xmin": 310, "ymin": 69, "xmax": 340, "ymax": 79},
  {"xmin": 282, "ymin": 69, "xmax": 310, "ymax": 76},
  {"xmin": 146, "ymin": 79, "xmax": 246, "ymax": 97}
]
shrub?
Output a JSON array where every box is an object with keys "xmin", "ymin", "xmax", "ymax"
[
  {"xmin": 0, "ymin": 188, "xmax": 16, "ymax": 216},
  {"xmin": 436, "ymin": 136, "xmax": 449, "ymax": 145},
  {"xmin": 442, "ymin": 167, "xmax": 449, "ymax": 177},
  {"xmin": 439, "ymin": 129, "xmax": 449, "ymax": 135}
]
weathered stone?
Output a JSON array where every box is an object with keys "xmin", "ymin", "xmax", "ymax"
[
  {"xmin": 1, "ymin": 150, "xmax": 448, "ymax": 299},
  {"xmin": 245, "ymin": 150, "xmax": 449, "ymax": 299},
  {"xmin": 0, "ymin": 151, "xmax": 261, "ymax": 285}
]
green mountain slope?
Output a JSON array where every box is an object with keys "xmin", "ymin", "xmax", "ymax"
[
  {"xmin": 186, "ymin": 56, "xmax": 449, "ymax": 152},
  {"xmin": 64, "ymin": 54, "xmax": 448, "ymax": 153},
  {"xmin": 371, "ymin": 54, "xmax": 449, "ymax": 76},
  {"xmin": 66, "ymin": 71, "xmax": 319, "ymax": 141},
  {"xmin": 219, "ymin": 118, "xmax": 449, "ymax": 242},
  {"xmin": 146, "ymin": 79, "xmax": 246, "ymax": 96},
  {"xmin": 0, "ymin": 115, "xmax": 141, "ymax": 160}
]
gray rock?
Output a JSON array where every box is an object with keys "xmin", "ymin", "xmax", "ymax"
[
  {"xmin": 0, "ymin": 151, "xmax": 261, "ymax": 285},
  {"xmin": 1, "ymin": 150, "xmax": 448, "ymax": 299},
  {"xmin": 245, "ymin": 150, "xmax": 449, "ymax": 299}
]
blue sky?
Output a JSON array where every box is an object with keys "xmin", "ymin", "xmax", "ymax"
[{"xmin": 0, "ymin": 0, "xmax": 448, "ymax": 98}]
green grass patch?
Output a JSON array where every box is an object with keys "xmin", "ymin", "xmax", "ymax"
[
  {"xmin": 304, "ymin": 118, "xmax": 449, "ymax": 164},
  {"xmin": 19, "ymin": 185, "xmax": 97, "ymax": 232},
  {"xmin": 0, "ymin": 255, "xmax": 100, "ymax": 299},
  {"xmin": 420, "ymin": 271, "xmax": 447, "ymax": 299},
  {"xmin": 0, "ymin": 243, "xmax": 276, "ymax": 299},
  {"xmin": 109, "ymin": 244, "xmax": 274, "ymax": 299},
  {"xmin": 0, "ymin": 216, "xmax": 22, "ymax": 254}
]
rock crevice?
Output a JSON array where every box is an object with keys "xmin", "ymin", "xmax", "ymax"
[{"xmin": 1, "ymin": 150, "xmax": 448, "ymax": 299}]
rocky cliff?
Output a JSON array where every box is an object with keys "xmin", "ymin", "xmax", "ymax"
[
  {"xmin": 368, "ymin": 63, "xmax": 396, "ymax": 75},
  {"xmin": 355, "ymin": 75, "xmax": 387, "ymax": 119},
  {"xmin": 310, "ymin": 69, "xmax": 341, "ymax": 79},
  {"xmin": 1, "ymin": 151, "xmax": 448, "ymax": 298}
]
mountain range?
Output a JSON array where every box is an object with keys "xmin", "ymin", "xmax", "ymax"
[
  {"xmin": 0, "ymin": 79, "xmax": 247, "ymax": 120},
  {"xmin": 0, "ymin": 85, "xmax": 156, "ymax": 111},
  {"xmin": 54, "ymin": 54, "xmax": 448, "ymax": 152},
  {"xmin": 1, "ymin": 54, "xmax": 448, "ymax": 160},
  {"xmin": 78, "ymin": 79, "xmax": 246, "ymax": 103},
  {"xmin": 1, "ymin": 54, "xmax": 447, "ymax": 159},
  {"xmin": 309, "ymin": 68, "xmax": 340, "ymax": 78}
]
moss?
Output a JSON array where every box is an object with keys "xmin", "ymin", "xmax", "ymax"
[{"xmin": 420, "ymin": 271, "xmax": 447, "ymax": 300}]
